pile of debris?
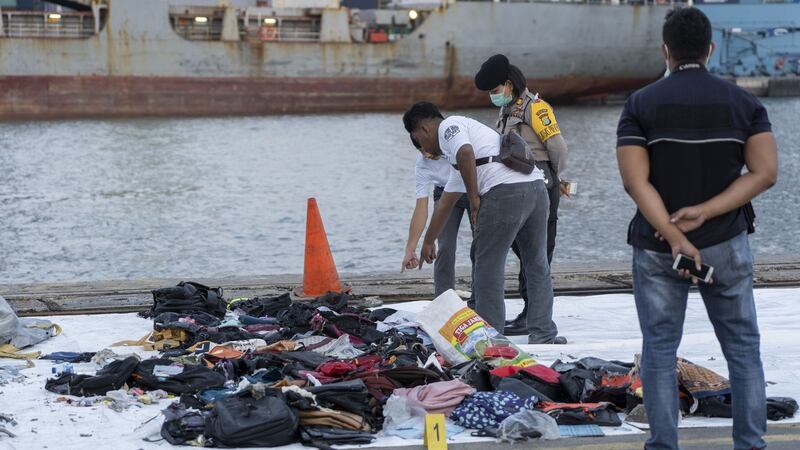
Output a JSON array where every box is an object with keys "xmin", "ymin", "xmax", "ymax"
[{"xmin": 2, "ymin": 283, "xmax": 797, "ymax": 448}]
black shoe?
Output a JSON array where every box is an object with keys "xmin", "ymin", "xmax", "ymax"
[
  {"xmin": 503, "ymin": 321, "xmax": 529, "ymax": 336},
  {"xmin": 528, "ymin": 336, "xmax": 568, "ymax": 345},
  {"xmin": 504, "ymin": 308, "xmax": 527, "ymax": 326}
]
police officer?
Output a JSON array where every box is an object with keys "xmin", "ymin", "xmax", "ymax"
[{"xmin": 475, "ymin": 54, "xmax": 569, "ymax": 337}]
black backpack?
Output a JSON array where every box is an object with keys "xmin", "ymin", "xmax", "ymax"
[
  {"xmin": 44, "ymin": 356, "xmax": 139, "ymax": 396},
  {"xmin": 205, "ymin": 392, "xmax": 299, "ymax": 447},
  {"xmin": 149, "ymin": 281, "xmax": 226, "ymax": 318},
  {"xmin": 132, "ymin": 358, "xmax": 225, "ymax": 394}
]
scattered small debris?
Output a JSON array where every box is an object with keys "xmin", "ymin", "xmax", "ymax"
[
  {"xmin": 361, "ymin": 296, "xmax": 383, "ymax": 308},
  {"xmin": 708, "ymin": 357, "xmax": 716, "ymax": 361}
]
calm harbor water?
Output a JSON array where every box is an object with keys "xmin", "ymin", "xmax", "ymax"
[{"xmin": 1, "ymin": 98, "xmax": 798, "ymax": 284}]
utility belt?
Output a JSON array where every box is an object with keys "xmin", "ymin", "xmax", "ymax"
[{"xmin": 450, "ymin": 156, "xmax": 499, "ymax": 170}]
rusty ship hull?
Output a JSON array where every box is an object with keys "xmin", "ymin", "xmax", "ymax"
[{"xmin": 0, "ymin": 0, "xmax": 669, "ymax": 119}]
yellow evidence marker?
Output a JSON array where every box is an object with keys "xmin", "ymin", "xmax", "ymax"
[{"xmin": 424, "ymin": 413, "xmax": 447, "ymax": 450}]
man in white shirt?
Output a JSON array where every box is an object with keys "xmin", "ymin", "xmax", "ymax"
[
  {"xmin": 401, "ymin": 135, "xmax": 473, "ymax": 296},
  {"xmin": 402, "ymin": 102, "xmax": 565, "ymax": 344}
]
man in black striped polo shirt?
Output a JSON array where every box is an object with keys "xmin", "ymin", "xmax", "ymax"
[{"xmin": 616, "ymin": 8, "xmax": 778, "ymax": 450}]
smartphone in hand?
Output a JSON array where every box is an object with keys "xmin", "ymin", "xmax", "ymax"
[{"xmin": 672, "ymin": 253, "xmax": 714, "ymax": 283}]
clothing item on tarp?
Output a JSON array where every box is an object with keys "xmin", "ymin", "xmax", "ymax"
[
  {"xmin": 677, "ymin": 358, "xmax": 731, "ymax": 399},
  {"xmin": 41, "ymin": 352, "xmax": 96, "ymax": 363},
  {"xmin": 1, "ymin": 296, "xmax": 61, "ymax": 358},
  {"xmin": 551, "ymin": 357, "xmax": 633, "ymax": 376},
  {"xmin": 375, "ymin": 310, "xmax": 421, "ymax": 332},
  {"xmin": 506, "ymin": 365, "xmax": 564, "ymax": 402},
  {"xmin": 767, "ymin": 397, "xmax": 799, "ymax": 421},
  {"xmin": 131, "ymin": 358, "xmax": 225, "ymax": 394},
  {"xmin": 393, "ymin": 379, "xmax": 476, "ymax": 415},
  {"xmin": 558, "ymin": 424, "xmax": 605, "ymax": 437},
  {"xmin": 538, "ymin": 402, "xmax": 622, "ymax": 427},
  {"xmin": 153, "ymin": 311, "xmax": 222, "ymax": 328},
  {"xmin": 300, "ymin": 426, "xmax": 375, "ymax": 447},
  {"xmin": 450, "ymin": 391, "xmax": 536, "ymax": 430},
  {"xmin": 45, "ymin": 356, "xmax": 140, "ymax": 397},
  {"xmin": 306, "ymin": 379, "xmax": 378, "ymax": 428},
  {"xmin": 495, "ymin": 377, "xmax": 550, "ymax": 403},
  {"xmin": 294, "ymin": 335, "xmax": 364, "ymax": 359},
  {"xmin": 495, "ymin": 409, "xmax": 560, "ymax": 441},
  {"xmin": 310, "ymin": 310, "xmax": 386, "ymax": 346},
  {"xmin": 298, "ymin": 408, "xmax": 371, "ymax": 432},
  {"xmin": 0, "ymin": 296, "xmax": 19, "ymax": 345},
  {"xmin": 228, "ymin": 293, "xmax": 292, "ymax": 317},
  {"xmin": 449, "ymin": 359, "xmax": 494, "ymax": 392}
]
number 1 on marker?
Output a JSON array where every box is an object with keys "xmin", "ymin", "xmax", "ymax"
[{"xmin": 424, "ymin": 413, "xmax": 447, "ymax": 450}]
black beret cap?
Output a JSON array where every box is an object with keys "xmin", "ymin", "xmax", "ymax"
[{"xmin": 474, "ymin": 54, "xmax": 510, "ymax": 91}]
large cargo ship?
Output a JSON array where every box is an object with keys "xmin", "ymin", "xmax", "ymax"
[{"xmin": 0, "ymin": 0, "xmax": 674, "ymax": 119}]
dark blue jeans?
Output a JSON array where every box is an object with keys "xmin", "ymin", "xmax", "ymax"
[{"xmin": 632, "ymin": 232, "xmax": 766, "ymax": 450}]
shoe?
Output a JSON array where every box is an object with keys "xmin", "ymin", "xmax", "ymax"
[
  {"xmin": 503, "ymin": 321, "xmax": 529, "ymax": 336},
  {"xmin": 505, "ymin": 306, "xmax": 528, "ymax": 326},
  {"xmin": 527, "ymin": 336, "xmax": 568, "ymax": 344},
  {"xmin": 503, "ymin": 308, "xmax": 529, "ymax": 335}
]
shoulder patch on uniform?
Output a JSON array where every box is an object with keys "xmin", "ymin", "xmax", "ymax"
[
  {"xmin": 443, "ymin": 125, "xmax": 460, "ymax": 141},
  {"xmin": 530, "ymin": 100, "xmax": 560, "ymax": 141},
  {"xmin": 516, "ymin": 98, "xmax": 523, "ymax": 105},
  {"xmin": 536, "ymin": 108, "xmax": 553, "ymax": 126}
]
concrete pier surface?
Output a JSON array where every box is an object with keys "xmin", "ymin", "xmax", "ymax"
[{"xmin": 2, "ymin": 256, "xmax": 798, "ymax": 316}]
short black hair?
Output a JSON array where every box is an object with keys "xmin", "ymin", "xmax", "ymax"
[
  {"xmin": 663, "ymin": 7, "xmax": 712, "ymax": 62},
  {"xmin": 403, "ymin": 102, "xmax": 444, "ymax": 133}
]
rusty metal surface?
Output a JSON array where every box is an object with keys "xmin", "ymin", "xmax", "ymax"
[
  {"xmin": 0, "ymin": 74, "xmax": 655, "ymax": 119},
  {"xmin": 0, "ymin": 0, "xmax": 669, "ymax": 118}
]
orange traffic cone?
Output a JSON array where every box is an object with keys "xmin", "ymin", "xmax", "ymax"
[{"xmin": 293, "ymin": 198, "xmax": 350, "ymax": 298}]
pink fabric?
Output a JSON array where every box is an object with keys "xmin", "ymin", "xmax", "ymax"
[{"xmin": 393, "ymin": 379, "xmax": 476, "ymax": 415}]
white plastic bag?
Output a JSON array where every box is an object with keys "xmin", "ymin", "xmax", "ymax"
[
  {"xmin": 497, "ymin": 410, "xmax": 560, "ymax": 441},
  {"xmin": 417, "ymin": 289, "xmax": 536, "ymax": 367},
  {"xmin": 0, "ymin": 296, "xmax": 20, "ymax": 345}
]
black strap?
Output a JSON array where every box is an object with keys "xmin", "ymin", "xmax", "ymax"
[{"xmin": 451, "ymin": 156, "xmax": 498, "ymax": 170}]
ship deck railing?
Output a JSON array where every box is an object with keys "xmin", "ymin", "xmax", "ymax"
[
  {"xmin": 0, "ymin": 10, "xmax": 97, "ymax": 39},
  {"xmin": 247, "ymin": 27, "xmax": 321, "ymax": 43}
]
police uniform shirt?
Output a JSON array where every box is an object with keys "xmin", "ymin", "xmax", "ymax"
[
  {"xmin": 616, "ymin": 64, "xmax": 772, "ymax": 252},
  {"xmin": 438, "ymin": 116, "xmax": 544, "ymax": 195},
  {"xmin": 414, "ymin": 154, "xmax": 452, "ymax": 199},
  {"xmin": 499, "ymin": 89, "xmax": 562, "ymax": 162}
]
